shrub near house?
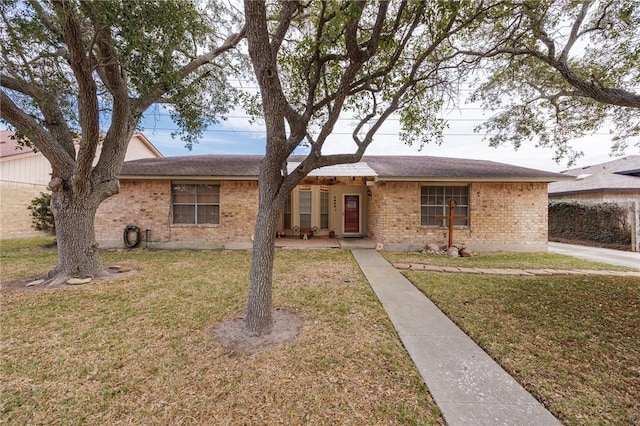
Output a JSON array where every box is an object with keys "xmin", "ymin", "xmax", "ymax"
[{"xmin": 549, "ymin": 201, "xmax": 633, "ymax": 249}]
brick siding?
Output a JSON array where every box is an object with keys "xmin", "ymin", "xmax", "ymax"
[
  {"xmin": 0, "ymin": 181, "xmax": 50, "ymax": 239},
  {"xmin": 371, "ymin": 181, "xmax": 549, "ymax": 251},
  {"xmin": 96, "ymin": 178, "xmax": 549, "ymax": 252},
  {"xmin": 95, "ymin": 179, "xmax": 259, "ymax": 248}
]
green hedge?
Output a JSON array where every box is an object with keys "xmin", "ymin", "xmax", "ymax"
[{"xmin": 548, "ymin": 200, "xmax": 632, "ymax": 247}]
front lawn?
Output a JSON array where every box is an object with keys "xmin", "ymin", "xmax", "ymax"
[
  {"xmin": 405, "ymin": 271, "xmax": 640, "ymax": 426},
  {"xmin": 3, "ymin": 239, "xmax": 638, "ymax": 425},
  {"xmin": 1, "ymin": 242, "xmax": 442, "ymax": 425}
]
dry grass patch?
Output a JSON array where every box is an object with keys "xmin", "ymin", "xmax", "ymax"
[
  {"xmin": 1, "ymin": 247, "xmax": 442, "ymax": 425},
  {"xmin": 406, "ymin": 271, "xmax": 640, "ymax": 426}
]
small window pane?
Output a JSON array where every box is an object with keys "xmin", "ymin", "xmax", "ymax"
[
  {"xmin": 197, "ymin": 205, "xmax": 219, "ymax": 224},
  {"xmin": 173, "ymin": 184, "xmax": 196, "ymax": 204},
  {"xmin": 173, "ymin": 205, "xmax": 195, "ymax": 224},
  {"xmin": 284, "ymin": 193, "xmax": 292, "ymax": 229},
  {"xmin": 320, "ymin": 192, "xmax": 329, "ymax": 229},
  {"xmin": 197, "ymin": 185, "xmax": 220, "ymax": 204},
  {"xmin": 300, "ymin": 191, "xmax": 312, "ymax": 228},
  {"xmin": 300, "ymin": 214, "xmax": 311, "ymax": 229}
]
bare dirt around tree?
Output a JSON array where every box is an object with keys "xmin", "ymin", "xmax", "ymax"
[{"xmin": 212, "ymin": 307, "xmax": 303, "ymax": 354}]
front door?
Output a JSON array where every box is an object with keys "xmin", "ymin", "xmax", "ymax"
[{"xmin": 344, "ymin": 195, "xmax": 360, "ymax": 234}]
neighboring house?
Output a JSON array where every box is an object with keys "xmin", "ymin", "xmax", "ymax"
[
  {"xmin": 548, "ymin": 155, "xmax": 640, "ymax": 252},
  {"xmin": 0, "ymin": 131, "xmax": 163, "ymax": 239},
  {"xmin": 95, "ymin": 155, "xmax": 569, "ymax": 252},
  {"xmin": 548, "ymin": 155, "xmax": 640, "ymax": 202}
]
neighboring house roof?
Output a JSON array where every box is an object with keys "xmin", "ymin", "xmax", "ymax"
[
  {"xmin": 0, "ymin": 131, "xmax": 38, "ymax": 158},
  {"xmin": 0, "ymin": 130, "xmax": 163, "ymax": 160},
  {"xmin": 121, "ymin": 154, "xmax": 569, "ymax": 182},
  {"xmin": 548, "ymin": 155, "xmax": 640, "ymax": 196}
]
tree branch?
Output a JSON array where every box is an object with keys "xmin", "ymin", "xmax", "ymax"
[
  {"xmin": 136, "ymin": 26, "xmax": 246, "ymax": 111},
  {"xmin": 1, "ymin": 75, "xmax": 76, "ymax": 160},
  {"xmin": 0, "ymin": 90, "xmax": 75, "ymax": 173},
  {"xmin": 52, "ymin": 0, "xmax": 100, "ymax": 187}
]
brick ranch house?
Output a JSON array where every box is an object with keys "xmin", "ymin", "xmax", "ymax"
[{"xmin": 95, "ymin": 155, "xmax": 570, "ymax": 252}]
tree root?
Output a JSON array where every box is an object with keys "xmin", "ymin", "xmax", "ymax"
[
  {"xmin": 36, "ymin": 267, "xmax": 112, "ymax": 287},
  {"xmin": 4, "ymin": 266, "xmax": 138, "ymax": 293}
]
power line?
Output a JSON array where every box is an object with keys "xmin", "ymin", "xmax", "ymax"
[
  {"xmin": 138, "ymin": 127, "xmax": 618, "ymax": 137},
  {"xmin": 142, "ymin": 112, "xmax": 505, "ymax": 123}
]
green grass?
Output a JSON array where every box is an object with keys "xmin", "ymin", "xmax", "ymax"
[
  {"xmin": 383, "ymin": 250, "xmax": 636, "ymax": 271},
  {"xmin": 0, "ymin": 237, "xmax": 58, "ymax": 281},
  {"xmin": 405, "ymin": 271, "xmax": 640, "ymax": 426},
  {"xmin": 0, "ymin": 236, "xmax": 56, "ymax": 252},
  {"xmin": 1, "ymin": 244, "xmax": 442, "ymax": 425}
]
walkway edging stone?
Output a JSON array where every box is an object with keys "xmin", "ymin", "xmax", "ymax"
[{"xmin": 394, "ymin": 262, "xmax": 640, "ymax": 277}]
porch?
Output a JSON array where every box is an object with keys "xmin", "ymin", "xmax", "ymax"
[{"xmin": 274, "ymin": 236, "xmax": 378, "ymax": 250}]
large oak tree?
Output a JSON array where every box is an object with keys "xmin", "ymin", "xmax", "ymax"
[
  {"xmin": 242, "ymin": 0, "xmax": 508, "ymax": 335},
  {"xmin": 1, "ymin": 0, "xmax": 244, "ymax": 285},
  {"xmin": 458, "ymin": 0, "xmax": 640, "ymax": 163}
]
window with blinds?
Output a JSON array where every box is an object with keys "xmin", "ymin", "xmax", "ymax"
[{"xmin": 172, "ymin": 184, "xmax": 220, "ymax": 224}]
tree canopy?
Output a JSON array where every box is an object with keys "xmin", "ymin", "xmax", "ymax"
[
  {"xmin": 242, "ymin": 0, "xmax": 514, "ymax": 334},
  {"xmin": 1, "ymin": 0, "xmax": 244, "ymax": 284},
  {"xmin": 458, "ymin": 0, "xmax": 640, "ymax": 163}
]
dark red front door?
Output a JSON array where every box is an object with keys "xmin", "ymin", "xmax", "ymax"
[{"xmin": 344, "ymin": 195, "xmax": 360, "ymax": 233}]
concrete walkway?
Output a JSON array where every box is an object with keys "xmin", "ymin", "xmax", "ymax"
[{"xmin": 352, "ymin": 249, "xmax": 560, "ymax": 426}]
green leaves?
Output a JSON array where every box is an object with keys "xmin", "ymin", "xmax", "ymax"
[
  {"xmin": 28, "ymin": 191, "xmax": 55, "ymax": 235},
  {"xmin": 2, "ymin": 0, "xmax": 242, "ymax": 154},
  {"xmin": 464, "ymin": 0, "xmax": 640, "ymax": 164}
]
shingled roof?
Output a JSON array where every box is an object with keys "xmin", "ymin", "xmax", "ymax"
[
  {"xmin": 0, "ymin": 131, "xmax": 36, "ymax": 158},
  {"xmin": 362, "ymin": 155, "xmax": 566, "ymax": 181},
  {"xmin": 120, "ymin": 154, "xmax": 569, "ymax": 182},
  {"xmin": 549, "ymin": 155, "xmax": 640, "ymax": 195}
]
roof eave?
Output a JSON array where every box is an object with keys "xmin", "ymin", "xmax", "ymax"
[
  {"xmin": 119, "ymin": 175, "xmax": 259, "ymax": 181},
  {"xmin": 375, "ymin": 176, "xmax": 562, "ymax": 183},
  {"xmin": 549, "ymin": 187, "xmax": 640, "ymax": 196}
]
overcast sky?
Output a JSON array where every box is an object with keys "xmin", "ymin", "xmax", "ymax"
[{"xmin": 140, "ymin": 102, "xmax": 629, "ymax": 173}]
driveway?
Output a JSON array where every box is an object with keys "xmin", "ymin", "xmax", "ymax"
[{"xmin": 548, "ymin": 242, "xmax": 640, "ymax": 269}]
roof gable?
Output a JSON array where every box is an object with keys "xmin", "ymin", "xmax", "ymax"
[{"xmin": 0, "ymin": 130, "xmax": 163, "ymax": 160}]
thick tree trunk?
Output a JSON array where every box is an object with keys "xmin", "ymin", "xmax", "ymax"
[
  {"xmin": 245, "ymin": 149, "xmax": 292, "ymax": 336},
  {"xmin": 245, "ymin": 202, "xmax": 279, "ymax": 335},
  {"xmin": 47, "ymin": 185, "xmax": 108, "ymax": 286}
]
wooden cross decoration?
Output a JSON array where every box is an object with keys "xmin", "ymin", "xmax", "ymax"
[{"xmin": 434, "ymin": 199, "xmax": 469, "ymax": 248}]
